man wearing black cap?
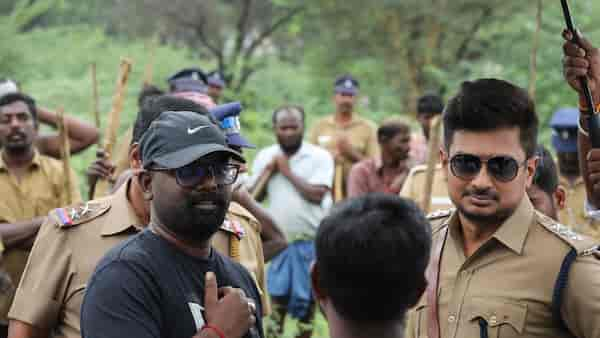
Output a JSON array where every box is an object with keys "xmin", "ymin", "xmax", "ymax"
[
  {"xmin": 206, "ymin": 71, "xmax": 226, "ymax": 104},
  {"xmin": 308, "ymin": 75, "xmax": 378, "ymax": 200},
  {"xmin": 81, "ymin": 111, "xmax": 263, "ymax": 338}
]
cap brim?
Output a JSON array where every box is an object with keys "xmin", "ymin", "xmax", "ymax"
[
  {"xmin": 334, "ymin": 86, "xmax": 357, "ymax": 95},
  {"xmin": 227, "ymin": 133, "xmax": 255, "ymax": 149},
  {"xmin": 552, "ymin": 135, "xmax": 577, "ymax": 153},
  {"xmin": 153, "ymin": 143, "xmax": 245, "ymax": 169}
]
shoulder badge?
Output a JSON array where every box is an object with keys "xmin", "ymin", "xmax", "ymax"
[
  {"xmin": 51, "ymin": 201, "xmax": 111, "ymax": 229},
  {"xmin": 227, "ymin": 202, "xmax": 260, "ymax": 232},
  {"xmin": 536, "ymin": 211, "xmax": 599, "ymax": 256},
  {"xmin": 220, "ymin": 219, "xmax": 245, "ymax": 240},
  {"xmin": 427, "ymin": 208, "xmax": 454, "ymax": 220}
]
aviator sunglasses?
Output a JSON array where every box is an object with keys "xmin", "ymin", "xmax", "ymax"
[
  {"xmin": 449, "ymin": 154, "xmax": 527, "ymax": 182},
  {"xmin": 151, "ymin": 162, "xmax": 241, "ymax": 188}
]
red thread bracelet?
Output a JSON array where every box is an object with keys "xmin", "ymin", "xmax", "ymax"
[{"xmin": 201, "ymin": 324, "xmax": 226, "ymax": 338}]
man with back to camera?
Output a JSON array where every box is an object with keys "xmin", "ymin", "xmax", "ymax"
[
  {"xmin": 527, "ymin": 145, "xmax": 567, "ymax": 221},
  {"xmin": 312, "ymin": 193, "xmax": 431, "ymax": 338},
  {"xmin": 81, "ymin": 111, "xmax": 263, "ymax": 338},
  {"xmin": 405, "ymin": 78, "xmax": 600, "ymax": 338}
]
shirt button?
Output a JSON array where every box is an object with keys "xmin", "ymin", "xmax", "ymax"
[
  {"xmin": 448, "ymin": 315, "xmax": 456, "ymax": 323},
  {"xmin": 489, "ymin": 315, "xmax": 498, "ymax": 326}
]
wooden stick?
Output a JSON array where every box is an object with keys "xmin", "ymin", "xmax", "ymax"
[
  {"xmin": 143, "ymin": 37, "xmax": 158, "ymax": 86},
  {"xmin": 103, "ymin": 58, "xmax": 133, "ymax": 159},
  {"xmin": 334, "ymin": 162, "xmax": 344, "ymax": 202},
  {"xmin": 91, "ymin": 62, "xmax": 100, "ymax": 131},
  {"xmin": 528, "ymin": 0, "xmax": 543, "ymax": 100},
  {"xmin": 57, "ymin": 108, "xmax": 73, "ymax": 205},
  {"xmin": 251, "ymin": 168, "xmax": 274, "ymax": 200},
  {"xmin": 422, "ymin": 115, "xmax": 442, "ymax": 214}
]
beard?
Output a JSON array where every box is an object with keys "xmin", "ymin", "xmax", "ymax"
[
  {"xmin": 455, "ymin": 187, "xmax": 515, "ymax": 227},
  {"xmin": 153, "ymin": 190, "xmax": 230, "ymax": 243}
]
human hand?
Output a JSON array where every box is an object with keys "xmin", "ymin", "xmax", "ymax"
[
  {"xmin": 86, "ymin": 149, "xmax": 115, "ymax": 188},
  {"xmin": 201, "ymin": 272, "xmax": 255, "ymax": 338},
  {"xmin": 274, "ymin": 154, "xmax": 291, "ymax": 176},
  {"xmin": 335, "ymin": 134, "xmax": 354, "ymax": 159},
  {"xmin": 562, "ymin": 29, "xmax": 600, "ymax": 107}
]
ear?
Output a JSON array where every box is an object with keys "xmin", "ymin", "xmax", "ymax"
[
  {"xmin": 129, "ymin": 143, "xmax": 142, "ymax": 170},
  {"xmin": 138, "ymin": 170, "xmax": 153, "ymax": 201},
  {"xmin": 525, "ymin": 156, "xmax": 539, "ymax": 188},
  {"xmin": 554, "ymin": 185, "xmax": 567, "ymax": 210}
]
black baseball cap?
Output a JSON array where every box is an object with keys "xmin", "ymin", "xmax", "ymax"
[{"xmin": 140, "ymin": 111, "xmax": 245, "ymax": 170}]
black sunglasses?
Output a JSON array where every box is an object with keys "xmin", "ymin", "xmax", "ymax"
[
  {"xmin": 150, "ymin": 162, "xmax": 241, "ymax": 188},
  {"xmin": 450, "ymin": 154, "xmax": 527, "ymax": 182}
]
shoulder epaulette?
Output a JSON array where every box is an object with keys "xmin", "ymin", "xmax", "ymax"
[
  {"xmin": 427, "ymin": 208, "xmax": 454, "ymax": 220},
  {"xmin": 219, "ymin": 219, "xmax": 245, "ymax": 240},
  {"xmin": 51, "ymin": 200, "xmax": 111, "ymax": 229},
  {"xmin": 536, "ymin": 211, "xmax": 599, "ymax": 256},
  {"xmin": 227, "ymin": 202, "xmax": 260, "ymax": 232}
]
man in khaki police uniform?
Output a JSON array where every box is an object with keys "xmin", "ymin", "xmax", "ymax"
[
  {"xmin": 0, "ymin": 93, "xmax": 81, "ymax": 338},
  {"xmin": 400, "ymin": 164, "xmax": 453, "ymax": 212},
  {"xmin": 7, "ymin": 96, "xmax": 268, "ymax": 338},
  {"xmin": 308, "ymin": 75, "xmax": 378, "ymax": 199},
  {"xmin": 405, "ymin": 79, "xmax": 600, "ymax": 338}
]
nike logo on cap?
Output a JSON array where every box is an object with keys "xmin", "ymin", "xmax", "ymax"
[{"xmin": 187, "ymin": 125, "xmax": 210, "ymax": 134}]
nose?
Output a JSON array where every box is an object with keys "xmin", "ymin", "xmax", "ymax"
[
  {"xmin": 195, "ymin": 167, "xmax": 218, "ymax": 191},
  {"xmin": 8, "ymin": 116, "xmax": 21, "ymax": 129},
  {"xmin": 469, "ymin": 163, "xmax": 494, "ymax": 189}
]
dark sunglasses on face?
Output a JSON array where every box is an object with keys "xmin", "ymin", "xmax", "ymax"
[
  {"xmin": 152, "ymin": 162, "xmax": 241, "ymax": 188},
  {"xmin": 449, "ymin": 153, "xmax": 527, "ymax": 182}
]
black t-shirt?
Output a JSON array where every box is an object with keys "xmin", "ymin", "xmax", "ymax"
[{"xmin": 81, "ymin": 229, "xmax": 263, "ymax": 338}]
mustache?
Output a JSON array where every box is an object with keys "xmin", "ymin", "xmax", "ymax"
[
  {"xmin": 188, "ymin": 192, "xmax": 227, "ymax": 205},
  {"xmin": 462, "ymin": 187, "xmax": 499, "ymax": 201},
  {"xmin": 7, "ymin": 131, "xmax": 26, "ymax": 139}
]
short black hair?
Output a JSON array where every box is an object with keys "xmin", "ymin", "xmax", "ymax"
[
  {"xmin": 443, "ymin": 78, "xmax": 538, "ymax": 158},
  {"xmin": 377, "ymin": 117, "xmax": 410, "ymax": 144},
  {"xmin": 417, "ymin": 94, "xmax": 444, "ymax": 115},
  {"xmin": 533, "ymin": 145, "xmax": 559, "ymax": 196},
  {"xmin": 0, "ymin": 92, "xmax": 38, "ymax": 125},
  {"xmin": 137, "ymin": 84, "xmax": 164, "ymax": 109},
  {"xmin": 132, "ymin": 95, "xmax": 214, "ymax": 144},
  {"xmin": 315, "ymin": 193, "xmax": 431, "ymax": 323},
  {"xmin": 272, "ymin": 105, "xmax": 305, "ymax": 125}
]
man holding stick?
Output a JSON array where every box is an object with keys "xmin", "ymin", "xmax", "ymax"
[
  {"xmin": 0, "ymin": 93, "xmax": 80, "ymax": 338},
  {"xmin": 562, "ymin": 30, "xmax": 600, "ymax": 240},
  {"xmin": 0, "ymin": 78, "xmax": 99, "ymax": 159}
]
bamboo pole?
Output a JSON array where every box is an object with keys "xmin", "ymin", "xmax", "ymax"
[
  {"xmin": 333, "ymin": 162, "xmax": 344, "ymax": 202},
  {"xmin": 422, "ymin": 115, "xmax": 442, "ymax": 214},
  {"xmin": 528, "ymin": 0, "xmax": 543, "ymax": 101},
  {"xmin": 57, "ymin": 108, "xmax": 73, "ymax": 205},
  {"xmin": 103, "ymin": 58, "xmax": 133, "ymax": 159},
  {"xmin": 251, "ymin": 168, "xmax": 274, "ymax": 200},
  {"xmin": 91, "ymin": 62, "xmax": 100, "ymax": 131},
  {"xmin": 143, "ymin": 37, "xmax": 158, "ymax": 86}
]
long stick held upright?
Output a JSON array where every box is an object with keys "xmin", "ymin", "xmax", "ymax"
[
  {"xmin": 103, "ymin": 58, "xmax": 133, "ymax": 160},
  {"xmin": 57, "ymin": 107, "xmax": 73, "ymax": 205},
  {"xmin": 91, "ymin": 62, "xmax": 100, "ymax": 132},
  {"xmin": 422, "ymin": 115, "xmax": 442, "ymax": 214}
]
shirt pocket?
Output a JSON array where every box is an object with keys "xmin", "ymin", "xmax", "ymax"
[
  {"xmin": 465, "ymin": 298, "xmax": 527, "ymax": 338},
  {"xmin": 410, "ymin": 301, "xmax": 428, "ymax": 338}
]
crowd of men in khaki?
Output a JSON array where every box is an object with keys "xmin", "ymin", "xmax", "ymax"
[{"xmin": 0, "ymin": 22, "xmax": 599, "ymax": 338}]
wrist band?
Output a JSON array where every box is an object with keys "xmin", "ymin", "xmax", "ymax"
[
  {"xmin": 579, "ymin": 116, "xmax": 590, "ymax": 137},
  {"xmin": 201, "ymin": 324, "xmax": 226, "ymax": 338}
]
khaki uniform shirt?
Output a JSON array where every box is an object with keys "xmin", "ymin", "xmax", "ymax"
[
  {"xmin": 308, "ymin": 114, "xmax": 378, "ymax": 197},
  {"xmin": 400, "ymin": 164, "xmax": 453, "ymax": 212},
  {"xmin": 558, "ymin": 176, "xmax": 600, "ymax": 240},
  {"xmin": 406, "ymin": 197, "xmax": 600, "ymax": 338},
  {"xmin": 0, "ymin": 151, "xmax": 81, "ymax": 323},
  {"xmin": 212, "ymin": 202, "xmax": 271, "ymax": 315},
  {"xmin": 8, "ymin": 181, "xmax": 140, "ymax": 338}
]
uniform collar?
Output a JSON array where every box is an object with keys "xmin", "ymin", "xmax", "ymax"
[
  {"xmin": 491, "ymin": 197, "xmax": 534, "ymax": 255},
  {"xmin": 326, "ymin": 114, "xmax": 360, "ymax": 127},
  {"xmin": 101, "ymin": 178, "xmax": 143, "ymax": 236},
  {"xmin": 559, "ymin": 175, "xmax": 584, "ymax": 189},
  {"xmin": 449, "ymin": 196, "xmax": 534, "ymax": 255},
  {"xmin": 0, "ymin": 149, "xmax": 41, "ymax": 171}
]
